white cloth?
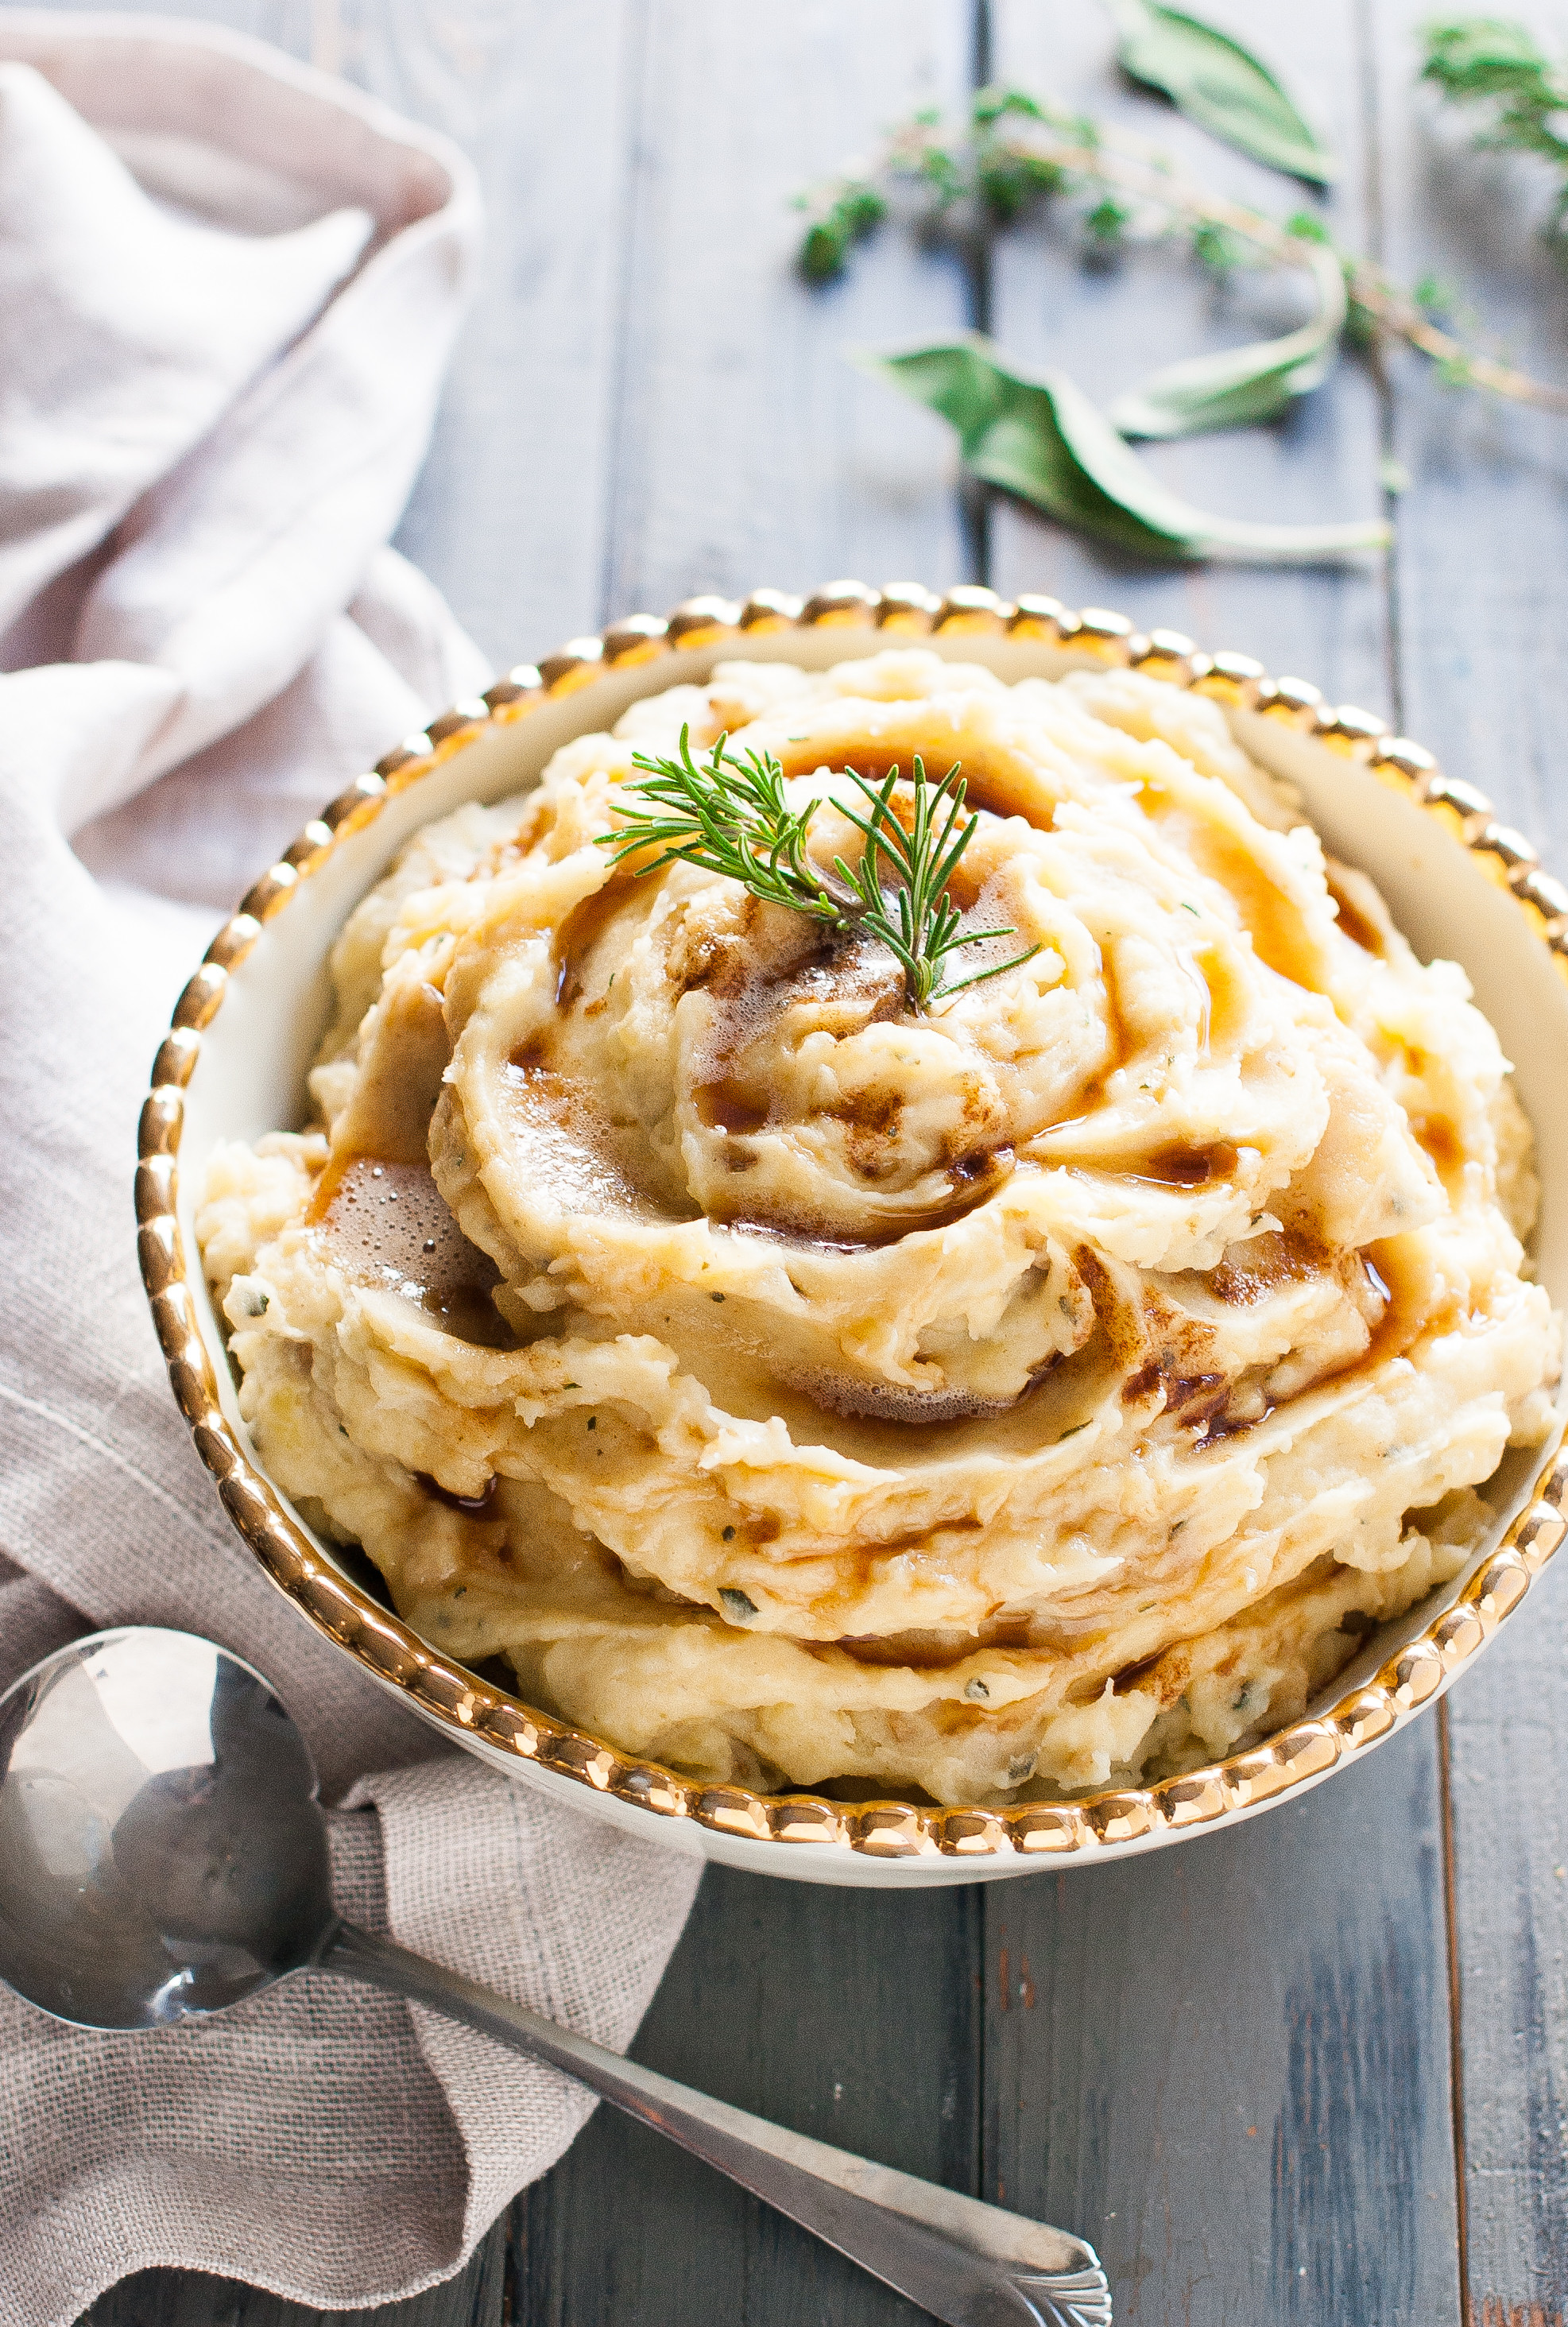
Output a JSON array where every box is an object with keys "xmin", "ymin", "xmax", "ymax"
[{"xmin": 0, "ymin": 17, "xmax": 699, "ymax": 2321}]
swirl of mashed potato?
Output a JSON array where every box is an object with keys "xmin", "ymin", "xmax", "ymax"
[{"xmin": 198, "ymin": 650, "xmax": 1562, "ymax": 1805}]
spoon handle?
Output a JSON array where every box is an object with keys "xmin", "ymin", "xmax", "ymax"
[{"xmin": 323, "ymin": 1919, "xmax": 1110, "ymax": 2327}]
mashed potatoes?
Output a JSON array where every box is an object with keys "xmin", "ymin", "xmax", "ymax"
[{"xmin": 198, "ymin": 650, "xmax": 1561, "ymax": 1805}]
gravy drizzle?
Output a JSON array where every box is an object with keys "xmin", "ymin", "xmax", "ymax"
[{"xmin": 315, "ymin": 1156, "xmax": 513, "ymax": 1348}]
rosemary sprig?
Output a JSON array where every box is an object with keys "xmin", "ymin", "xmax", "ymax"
[
  {"xmin": 598, "ymin": 730, "xmax": 1040, "ymax": 1015},
  {"xmin": 833, "ymin": 757, "xmax": 1041, "ymax": 1010},
  {"xmin": 599, "ymin": 726, "xmax": 844, "ymax": 923}
]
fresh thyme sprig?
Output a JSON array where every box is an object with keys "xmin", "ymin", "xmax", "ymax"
[
  {"xmin": 1423, "ymin": 18, "xmax": 1568, "ymax": 235},
  {"xmin": 798, "ymin": 83, "xmax": 1568, "ymax": 420},
  {"xmin": 598, "ymin": 729, "xmax": 1040, "ymax": 1015}
]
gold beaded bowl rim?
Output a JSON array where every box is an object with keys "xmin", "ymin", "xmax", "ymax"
[{"xmin": 136, "ymin": 579, "xmax": 1568, "ymax": 1879}]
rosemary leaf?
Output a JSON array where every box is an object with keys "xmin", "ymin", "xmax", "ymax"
[
  {"xmin": 601, "ymin": 727, "xmax": 846, "ymax": 924},
  {"xmin": 831, "ymin": 759, "xmax": 1041, "ymax": 1010},
  {"xmin": 1109, "ymin": 0, "xmax": 1337, "ymax": 184},
  {"xmin": 861, "ymin": 335, "xmax": 1390, "ymax": 562}
]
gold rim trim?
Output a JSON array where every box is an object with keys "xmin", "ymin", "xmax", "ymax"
[{"xmin": 136, "ymin": 582, "xmax": 1568, "ymax": 1863}]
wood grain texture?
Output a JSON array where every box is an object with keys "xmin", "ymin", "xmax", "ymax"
[
  {"xmin": 1369, "ymin": 0, "xmax": 1568, "ymax": 842},
  {"xmin": 78, "ymin": 2226, "xmax": 507, "ymax": 2327},
  {"xmin": 1367, "ymin": 2, "xmax": 1568, "ymax": 2313},
  {"xmin": 984, "ymin": 1725, "xmax": 1462, "ymax": 2326},
  {"xmin": 974, "ymin": 13, "xmax": 1463, "ymax": 2316},
  {"xmin": 350, "ymin": 0, "xmax": 647, "ymax": 665},
  {"xmin": 595, "ymin": 0, "xmax": 978, "ymax": 622},
  {"xmin": 507, "ymin": 1869, "xmax": 982, "ymax": 2327},
  {"xmin": 1444, "ymin": 1557, "xmax": 1568, "ymax": 2327}
]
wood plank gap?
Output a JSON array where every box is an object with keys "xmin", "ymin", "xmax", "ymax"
[
  {"xmin": 595, "ymin": 0, "xmax": 654, "ymax": 628},
  {"xmin": 963, "ymin": 0, "xmax": 994, "ymax": 587},
  {"xmin": 1438, "ymin": 1696, "xmax": 1474, "ymax": 2327},
  {"xmin": 966, "ymin": 1881, "xmax": 989, "ymax": 2209},
  {"xmin": 1356, "ymin": 0, "xmax": 1407, "ymax": 734},
  {"xmin": 499, "ymin": 2213, "xmax": 519, "ymax": 2327}
]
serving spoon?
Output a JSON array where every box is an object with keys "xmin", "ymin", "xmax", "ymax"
[{"xmin": 0, "ymin": 1628, "xmax": 1110, "ymax": 2327}]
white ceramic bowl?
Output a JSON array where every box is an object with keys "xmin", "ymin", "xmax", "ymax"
[{"xmin": 137, "ymin": 583, "xmax": 1568, "ymax": 1885}]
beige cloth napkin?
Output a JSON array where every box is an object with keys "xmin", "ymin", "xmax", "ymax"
[{"xmin": 0, "ymin": 16, "xmax": 699, "ymax": 2321}]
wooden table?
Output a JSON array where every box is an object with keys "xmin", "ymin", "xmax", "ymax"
[{"xmin": 68, "ymin": 2, "xmax": 1568, "ymax": 2320}]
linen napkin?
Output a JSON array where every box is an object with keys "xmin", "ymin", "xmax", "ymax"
[{"xmin": 0, "ymin": 16, "xmax": 699, "ymax": 2321}]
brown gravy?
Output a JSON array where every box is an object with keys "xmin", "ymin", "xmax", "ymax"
[
  {"xmin": 416, "ymin": 1470, "xmax": 501, "ymax": 1516},
  {"xmin": 712, "ymin": 1146, "xmax": 1016, "ymax": 1249},
  {"xmin": 1324, "ymin": 873, "xmax": 1385, "ymax": 956},
  {"xmin": 694, "ymin": 1073, "xmax": 772, "ymax": 1136},
  {"xmin": 1409, "ymin": 1113, "xmax": 1464, "ymax": 1183},
  {"xmin": 504, "ymin": 1046, "xmax": 688, "ymax": 1220},
  {"xmin": 553, "ymin": 882, "xmax": 625, "ymax": 1010},
  {"xmin": 1210, "ymin": 1229, "xmax": 1324, "ymax": 1306},
  {"xmin": 1125, "ymin": 1144, "xmax": 1238, "ymax": 1191},
  {"xmin": 315, "ymin": 1156, "xmax": 513, "ymax": 1348}
]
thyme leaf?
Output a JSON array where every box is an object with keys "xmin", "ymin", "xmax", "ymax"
[
  {"xmin": 598, "ymin": 731, "xmax": 1040, "ymax": 1015},
  {"xmin": 793, "ymin": 175, "xmax": 887, "ymax": 282}
]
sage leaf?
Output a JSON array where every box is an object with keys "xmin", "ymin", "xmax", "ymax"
[
  {"xmin": 861, "ymin": 336, "xmax": 1389, "ymax": 563},
  {"xmin": 1110, "ymin": 238, "xmax": 1346, "ymax": 437},
  {"xmin": 1109, "ymin": 0, "xmax": 1336, "ymax": 184}
]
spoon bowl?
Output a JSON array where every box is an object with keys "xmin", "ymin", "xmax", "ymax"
[{"xmin": 0, "ymin": 1628, "xmax": 331, "ymax": 2029}]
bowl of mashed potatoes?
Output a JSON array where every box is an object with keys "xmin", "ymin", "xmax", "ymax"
[{"xmin": 140, "ymin": 583, "xmax": 1568, "ymax": 1884}]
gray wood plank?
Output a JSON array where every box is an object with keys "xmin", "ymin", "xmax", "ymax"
[
  {"xmin": 984, "ymin": 1724, "xmax": 1462, "ymax": 2325},
  {"xmin": 363, "ymin": 0, "xmax": 648, "ymax": 667},
  {"xmin": 494, "ymin": 10, "xmax": 990, "ymax": 2323},
  {"xmin": 1369, "ymin": 0, "xmax": 1568, "ymax": 848},
  {"xmin": 509, "ymin": 1867, "xmax": 983, "ymax": 2327},
  {"xmin": 985, "ymin": 0, "xmax": 1391, "ymax": 707},
  {"xmin": 1367, "ymin": 0, "xmax": 1568, "ymax": 2312},
  {"xmin": 598, "ymin": 0, "xmax": 979, "ymax": 619},
  {"xmin": 1442, "ymin": 1566, "xmax": 1568, "ymax": 2325}
]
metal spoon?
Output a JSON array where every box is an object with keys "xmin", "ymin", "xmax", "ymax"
[{"xmin": 0, "ymin": 1627, "xmax": 1111, "ymax": 2325}]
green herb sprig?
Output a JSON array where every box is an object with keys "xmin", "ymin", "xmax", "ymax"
[
  {"xmin": 598, "ymin": 726, "xmax": 846, "ymax": 923},
  {"xmin": 598, "ymin": 729, "xmax": 1040, "ymax": 1015},
  {"xmin": 832, "ymin": 757, "xmax": 1043, "ymax": 1010},
  {"xmin": 1423, "ymin": 17, "xmax": 1568, "ymax": 232},
  {"xmin": 799, "ymin": 83, "xmax": 1568, "ymax": 430}
]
